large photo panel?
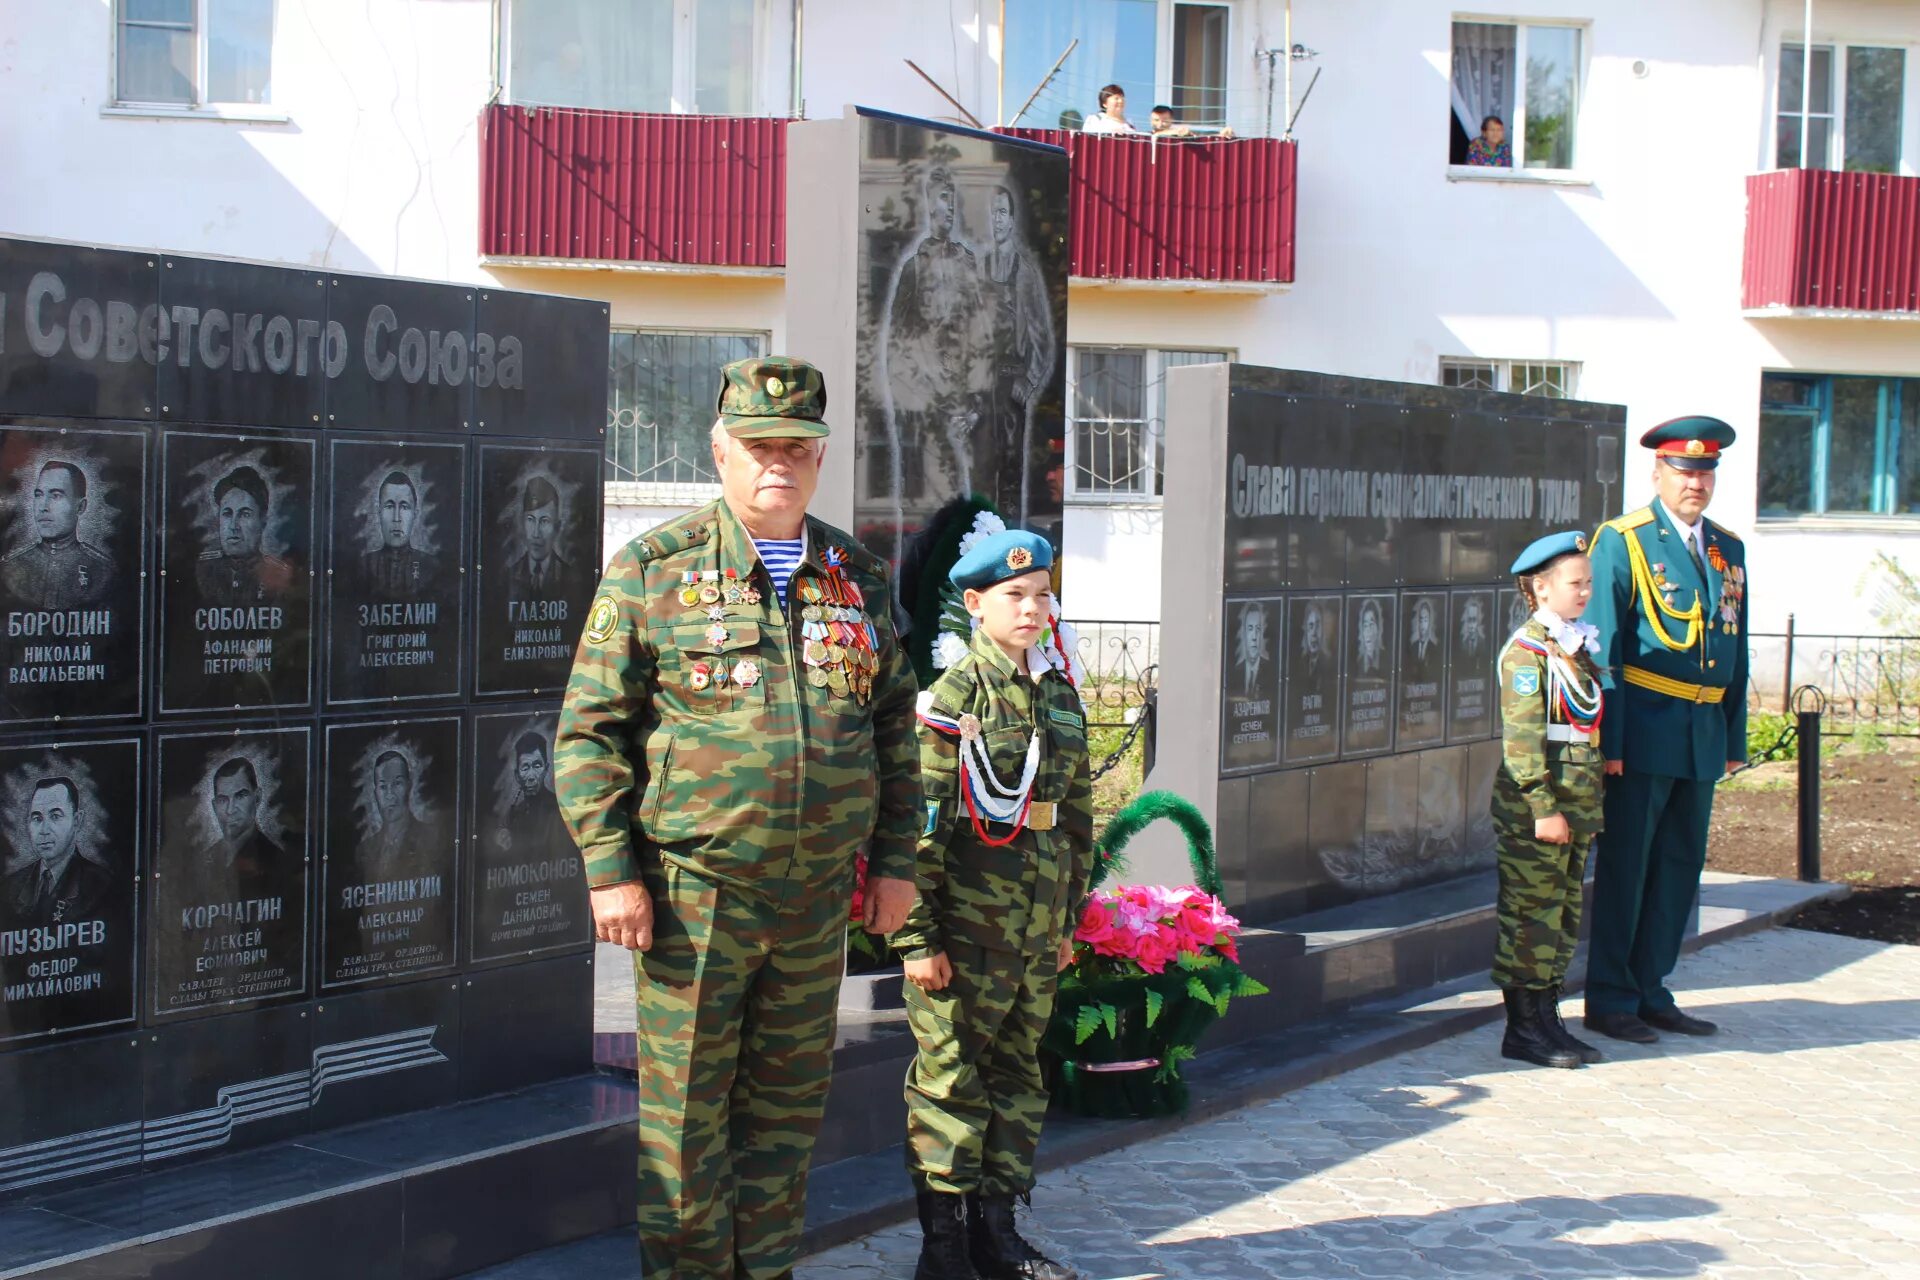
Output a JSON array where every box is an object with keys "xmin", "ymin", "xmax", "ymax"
[
  {"xmin": 1446, "ymin": 587, "xmax": 1497, "ymax": 743},
  {"xmin": 151, "ymin": 727, "xmax": 310, "ymax": 1019},
  {"xmin": 0, "ymin": 735, "xmax": 141, "ymax": 1044},
  {"xmin": 158, "ymin": 429, "xmax": 316, "ymax": 714},
  {"xmin": 0, "ymin": 422, "xmax": 148, "ymax": 724},
  {"xmin": 473, "ymin": 444, "xmax": 601, "ymax": 698},
  {"xmin": 1282, "ymin": 593, "xmax": 1342, "ymax": 765},
  {"xmin": 321, "ymin": 717, "xmax": 460, "ymax": 989},
  {"xmin": 326, "ymin": 436, "xmax": 467, "ymax": 706},
  {"xmin": 1342, "ymin": 592, "xmax": 1397, "ymax": 758},
  {"xmin": 1396, "ymin": 589, "xmax": 1449, "ymax": 750},
  {"xmin": 468, "ymin": 708, "xmax": 590, "ymax": 964},
  {"xmin": 1219, "ymin": 596, "xmax": 1282, "ymax": 776}
]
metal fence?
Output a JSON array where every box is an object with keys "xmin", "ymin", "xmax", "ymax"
[
  {"xmin": 1066, "ymin": 620, "xmax": 1159, "ymax": 725},
  {"xmin": 1747, "ymin": 626, "xmax": 1920, "ymax": 735}
]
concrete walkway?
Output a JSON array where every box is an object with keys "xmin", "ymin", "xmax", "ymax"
[{"xmin": 796, "ymin": 928, "xmax": 1920, "ymax": 1279}]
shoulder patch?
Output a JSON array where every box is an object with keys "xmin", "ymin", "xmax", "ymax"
[
  {"xmin": 1511, "ymin": 667, "xmax": 1541, "ymax": 697},
  {"xmin": 583, "ymin": 593, "xmax": 619, "ymax": 644},
  {"xmin": 923, "ymin": 799, "xmax": 940, "ymax": 837},
  {"xmin": 1048, "ymin": 707, "xmax": 1084, "ymax": 730},
  {"xmin": 1706, "ymin": 519, "xmax": 1742, "ymax": 543},
  {"xmin": 1602, "ymin": 508, "xmax": 1655, "ymax": 535}
]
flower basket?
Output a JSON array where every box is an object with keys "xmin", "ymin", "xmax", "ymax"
[{"xmin": 1043, "ymin": 792, "xmax": 1267, "ymax": 1119}]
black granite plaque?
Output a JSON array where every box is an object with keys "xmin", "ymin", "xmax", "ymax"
[
  {"xmin": 151, "ymin": 728, "xmax": 310, "ymax": 1018},
  {"xmin": 1342, "ymin": 592, "xmax": 1396, "ymax": 757},
  {"xmin": 320, "ymin": 717, "xmax": 459, "ymax": 989},
  {"xmin": 1396, "ymin": 590, "xmax": 1447, "ymax": 748},
  {"xmin": 0, "ymin": 736, "xmax": 140, "ymax": 1043},
  {"xmin": 158, "ymin": 430, "xmax": 316, "ymax": 713},
  {"xmin": 1448, "ymin": 413, "xmax": 1505, "ymax": 583},
  {"xmin": 156, "ymin": 256, "xmax": 330, "ymax": 430},
  {"xmin": 1282, "ymin": 402, "xmax": 1351, "ymax": 593},
  {"xmin": 472, "ymin": 292, "xmax": 608, "ymax": 440},
  {"xmin": 1282, "ymin": 593, "xmax": 1341, "ymax": 765},
  {"xmin": 475, "ymin": 445, "xmax": 602, "ymax": 698},
  {"xmin": 0, "ymin": 239, "xmax": 158, "ymax": 421},
  {"xmin": 325, "ymin": 275, "xmax": 474, "ymax": 435},
  {"xmin": 0, "ymin": 423, "xmax": 147, "ymax": 723},
  {"xmin": 1220, "ymin": 597, "xmax": 1281, "ymax": 775},
  {"xmin": 326, "ymin": 437, "xmax": 466, "ymax": 705},
  {"xmin": 1397, "ymin": 408, "xmax": 1451, "ymax": 586},
  {"xmin": 1446, "ymin": 588, "xmax": 1496, "ymax": 742},
  {"xmin": 469, "ymin": 709, "xmax": 590, "ymax": 963},
  {"xmin": 1416, "ymin": 749, "xmax": 1469, "ymax": 876},
  {"xmin": 1498, "ymin": 586, "xmax": 1529, "ymax": 645}
]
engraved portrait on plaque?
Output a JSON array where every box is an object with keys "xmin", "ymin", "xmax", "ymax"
[
  {"xmin": 0, "ymin": 425, "xmax": 146, "ymax": 723},
  {"xmin": 1283, "ymin": 594, "xmax": 1342, "ymax": 765},
  {"xmin": 152, "ymin": 729, "xmax": 309, "ymax": 1018},
  {"xmin": 1342, "ymin": 593, "xmax": 1397, "ymax": 757},
  {"xmin": 1220, "ymin": 598, "xmax": 1281, "ymax": 774},
  {"xmin": 1500, "ymin": 586, "xmax": 1528, "ymax": 642},
  {"xmin": 476, "ymin": 446, "xmax": 599, "ymax": 697},
  {"xmin": 0, "ymin": 738, "xmax": 139, "ymax": 1043},
  {"xmin": 1447, "ymin": 588, "xmax": 1496, "ymax": 741},
  {"xmin": 159, "ymin": 431, "xmax": 315, "ymax": 713},
  {"xmin": 470, "ymin": 710, "xmax": 589, "ymax": 963},
  {"xmin": 327, "ymin": 439, "xmax": 465, "ymax": 705},
  {"xmin": 321, "ymin": 718, "xmax": 459, "ymax": 988},
  {"xmin": 1397, "ymin": 590, "xmax": 1447, "ymax": 749}
]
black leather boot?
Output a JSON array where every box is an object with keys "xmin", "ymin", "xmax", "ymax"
[
  {"xmin": 967, "ymin": 1193, "xmax": 1076, "ymax": 1280},
  {"xmin": 1545, "ymin": 984, "xmax": 1603, "ymax": 1064},
  {"xmin": 916, "ymin": 1190, "xmax": 980, "ymax": 1280},
  {"xmin": 1501, "ymin": 988, "xmax": 1581, "ymax": 1069}
]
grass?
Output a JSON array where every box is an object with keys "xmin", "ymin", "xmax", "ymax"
[{"xmin": 1086, "ymin": 721, "xmax": 1146, "ymax": 832}]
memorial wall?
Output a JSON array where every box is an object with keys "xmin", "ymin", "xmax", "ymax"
[{"xmin": 0, "ymin": 236, "xmax": 606, "ymax": 1194}]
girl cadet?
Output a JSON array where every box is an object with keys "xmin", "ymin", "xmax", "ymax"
[{"xmin": 1493, "ymin": 531, "xmax": 1607, "ymax": 1070}]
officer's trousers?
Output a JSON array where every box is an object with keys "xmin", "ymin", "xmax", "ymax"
[
  {"xmin": 1491, "ymin": 829, "xmax": 1591, "ymax": 990},
  {"xmin": 632, "ymin": 862, "xmax": 845, "ymax": 1280},
  {"xmin": 1587, "ymin": 771, "xmax": 1716, "ymax": 1017},
  {"xmin": 902, "ymin": 941, "xmax": 1057, "ymax": 1197}
]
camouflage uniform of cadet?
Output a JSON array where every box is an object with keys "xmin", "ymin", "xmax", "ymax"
[
  {"xmin": 555, "ymin": 363, "xmax": 921, "ymax": 1280},
  {"xmin": 890, "ymin": 531, "xmax": 1092, "ymax": 1280}
]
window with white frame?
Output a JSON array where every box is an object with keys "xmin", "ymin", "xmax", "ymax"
[
  {"xmin": 1004, "ymin": 0, "xmax": 1237, "ymax": 132},
  {"xmin": 1440, "ymin": 358, "xmax": 1578, "ymax": 398},
  {"xmin": 1448, "ymin": 20, "xmax": 1582, "ymax": 170},
  {"xmin": 1776, "ymin": 42, "xmax": 1906, "ymax": 173},
  {"xmin": 606, "ymin": 329, "xmax": 768, "ymax": 491},
  {"xmin": 1067, "ymin": 346, "xmax": 1228, "ymax": 499},
  {"xmin": 504, "ymin": 0, "xmax": 763, "ymax": 115},
  {"xmin": 115, "ymin": 0, "xmax": 275, "ymax": 108}
]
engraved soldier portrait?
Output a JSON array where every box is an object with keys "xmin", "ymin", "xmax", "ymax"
[
  {"xmin": 1448, "ymin": 588, "xmax": 1497, "ymax": 741},
  {"xmin": 195, "ymin": 464, "xmax": 293, "ymax": 610},
  {"xmin": 1343, "ymin": 593, "xmax": 1397, "ymax": 756},
  {"xmin": 362, "ymin": 469, "xmax": 442, "ymax": 598},
  {"xmin": 1397, "ymin": 590, "xmax": 1448, "ymax": 748},
  {"xmin": 1, "ymin": 459, "xmax": 113, "ymax": 609},
  {"xmin": 1233, "ymin": 599, "xmax": 1270, "ymax": 698},
  {"xmin": 470, "ymin": 711, "xmax": 587, "ymax": 964},
  {"xmin": 1284, "ymin": 594, "xmax": 1341, "ymax": 764},
  {"xmin": 476, "ymin": 446, "xmax": 600, "ymax": 696},
  {"xmin": 1221, "ymin": 597, "xmax": 1281, "ymax": 773}
]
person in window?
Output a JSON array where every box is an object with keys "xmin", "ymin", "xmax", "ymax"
[
  {"xmin": 1148, "ymin": 104, "xmax": 1234, "ymax": 140},
  {"xmin": 1081, "ymin": 84, "xmax": 1138, "ymax": 134},
  {"xmin": 1467, "ymin": 114, "xmax": 1512, "ymax": 167}
]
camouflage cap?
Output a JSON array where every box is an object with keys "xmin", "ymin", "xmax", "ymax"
[{"xmin": 715, "ymin": 356, "xmax": 830, "ymax": 438}]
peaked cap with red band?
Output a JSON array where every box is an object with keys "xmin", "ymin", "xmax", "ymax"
[{"xmin": 1641, "ymin": 415, "xmax": 1736, "ymax": 472}]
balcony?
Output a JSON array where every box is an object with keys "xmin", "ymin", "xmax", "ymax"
[
  {"xmin": 478, "ymin": 104, "xmax": 786, "ymax": 272},
  {"xmin": 1744, "ymin": 169, "xmax": 1920, "ymax": 316},
  {"xmin": 1000, "ymin": 129, "xmax": 1298, "ymax": 288}
]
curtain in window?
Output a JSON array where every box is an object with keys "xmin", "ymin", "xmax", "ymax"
[
  {"xmin": 208, "ymin": 0, "xmax": 275, "ymax": 105},
  {"xmin": 1450, "ymin": 22, "xmax": 1516, "ymax": 138},
  {"xmin": 512, "ymin": 0, "xmax": 673, "ymax": 113},
  {"xmin": 1005, "ymin": 0, "xmax": 1157, "ymax": 129}
]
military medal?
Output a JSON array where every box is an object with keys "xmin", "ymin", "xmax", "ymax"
[
  {"xmin": 690, "ymin": 662, "xmax": 712, "ymax": 692},
  {"xmin": 917, "ymin": 696, "xmax": 1043, "ymax": 847},
  {"xmin": 731, "ymin": 659, "xmax": 760, "ymax": 688},
  {"xmin": 706, "ymin": 605, "xmax": 727, "ymax": 621},
  {"xmin": 706, "ymin": 622, "xmax": 729, "ymax": 646}
]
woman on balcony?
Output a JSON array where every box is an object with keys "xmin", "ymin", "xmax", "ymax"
[{"xmin": 1081, "ymin": 84, "xmax": 1139, "ymax": 134}]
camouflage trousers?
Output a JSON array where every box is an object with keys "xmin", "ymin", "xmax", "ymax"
[
  {"xmin": 903, "ymin": 942, "xmax": 1057, "ymax": 1196},
  {"xmin": 632, "ymin": 861, "xmax": 846, "ymax": 1279},
  {"xmin": 1491, "ymin": 828, "xmax": 1592, "ymax": 990}
]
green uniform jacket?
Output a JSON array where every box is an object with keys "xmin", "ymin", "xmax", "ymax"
[
  {"xmin": 554, "ymin": 499, "xmax": 922, "ymax": 891},
  {"xmin": 1494, "ymin": 619, "xmax": 1606, "ymax": 836},
  {"xmin": 890, "ymin": 626, "xmax": 1095, "ymax": 961},
  {"xmin": 1585, "ymin": 503, "xmax": 1749, "ymax": 780}
]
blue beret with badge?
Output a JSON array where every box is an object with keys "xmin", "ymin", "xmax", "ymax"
[
  {"xmin": 949, "ymin": 529, "xmax": 1054, "ymax": 592},
  {"xmin": 1640, "ymin": 415, "xmax": 1735, "ymax": 472},
  {"xmin": 1511, "ymin": 530, "xmax": 1589, "ymax": 577}
]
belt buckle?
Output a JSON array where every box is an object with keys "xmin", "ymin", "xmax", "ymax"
[
  {"xmin": 1027, "ymin": 801, "xmax": 1057, "ymax": 832},
  {"xmin": 1694, "ymin": 685, "xmax": 1711, "ymax": 704}
]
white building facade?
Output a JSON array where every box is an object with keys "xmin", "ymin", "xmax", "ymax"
[{"xmin": 4, "ymin": 0, "xmax": 1917, "ymax": 642}]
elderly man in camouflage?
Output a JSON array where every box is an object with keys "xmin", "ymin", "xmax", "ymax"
[{"xmin": 555, "ymin": 356, "xmax": 921, "ymax": 1279}]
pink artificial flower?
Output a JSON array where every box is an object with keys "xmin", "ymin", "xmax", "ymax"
[
  {"xmin": 1133, "ymin": 927, "xmax": 1180, "ymax": 974},
  {"xmin": 1075, "ymin": 898, "xmax": 1118, "ymax": 948}
]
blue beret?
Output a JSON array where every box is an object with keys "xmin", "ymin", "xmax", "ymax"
[
  {"xmin": 950, "ymin": 530, "xmax": 1054, "ymax": 591},
  {"xmin": 1511, "ymin": 530, "xmax": 1589, "ymax": 577},
  {"xmin": 1641, "ymin": 415, "xmax": 1735, "ymax": 472}
]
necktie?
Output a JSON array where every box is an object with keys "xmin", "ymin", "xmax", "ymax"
[
  {"xmin": 1689, "ymin": 530, "xmax": 1707, "ymax": 579},
  {"xmin": 38, "ymin": 866, "xmax": 56, "ymax": 910}
]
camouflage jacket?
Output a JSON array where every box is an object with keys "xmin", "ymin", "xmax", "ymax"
[
  {"xmin": 890, "ymin": 626, "xmax": 1094, "ymax": 960},
  {"xmin": 553, "ymin": 499, "xmax": 922, "ymax": 892},
  {"xmin": 1494, "ymin": 619, "xmax": 1605, "ymax": 835}
]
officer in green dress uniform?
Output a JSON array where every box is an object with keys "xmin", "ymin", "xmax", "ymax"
[{"xmin": 1583, "ymin": 416, "xmax": 1748, "ymax": 1043}]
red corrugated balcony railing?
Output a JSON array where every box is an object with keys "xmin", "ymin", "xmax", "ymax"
[
  {"xmin": 1744, "ymin": 169, "xmax": 1920, "ymax": 313},
  {"xmin": 999, "ymin": 129, "xmax": 1297, "ymax": 285},
  {"xmin": 480, "ymin": 104, "xmax": 787, "ymax": 269}
]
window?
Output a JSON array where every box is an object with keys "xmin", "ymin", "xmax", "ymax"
[
  {"xmin": 1004, "ymin": 0, "xmax": 1234, "ymax": 131},
  {"xmin": 1171, "ymin": 3, "xmax": 1231, "ymax": 130},
  {"xmin": 1066, "ymin": 346, "xmax": 1227, "ymax": 498},
  {"xmin": 1440, "ymin": 358, "xmax": 1577, "ymax": 398},
  {"xmin": 115, "ymin": 0, "xmax": 275, "ymax": 108},
  {"xmin": 505, "ymin": 0, "xmax": 761, "ymax": 115},
  {"xmin": 1760, "ymin": 374, "xmax": 1918, "ymax": 517},
  {"xmin": 1449, "ymin": 21, "xmax": 1583, "ymax": 170},
  {"xmin": 606, "ymin": 330, "xmax": 768, "ymax": 490},
  {"xmin": 1776, "ymin": 43, "xmax": 1906, "ymax": 172}
]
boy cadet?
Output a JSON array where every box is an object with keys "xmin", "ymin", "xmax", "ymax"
[
  {"xmin": 1583, "ymin": 417, "xmax": 1748, "ymax": 1044},
  {"xmin": 554, "ymin": 356, "xmax": 920, "ymax": 1279},
  {"xmin": 892, "ymin": 530, "xmax": 1092, "ymax": 1280}
]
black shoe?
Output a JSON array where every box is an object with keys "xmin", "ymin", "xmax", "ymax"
[
  {"xmin": 1584, "ymin": 1010, "xmax": 1660, "ymax": 1043},
  {"xmin": 1641, "ymin": 1007, "xmax": 1718, "ymax": 1036},
  {"xmin": 1500, "ymin": 988, "xmax": 1582, "ymax": 1069},
  {"xmin": 916, "ymin": 1190, "xmax": 980, "ymax": 1280},
  {"xmin": 1544, "ymin": 984, "xmax": 1603, "ymax": 1065},
  {"xmin": 967, "ymin": 1193, "xmax": 1077, "ymax": 1280}
]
